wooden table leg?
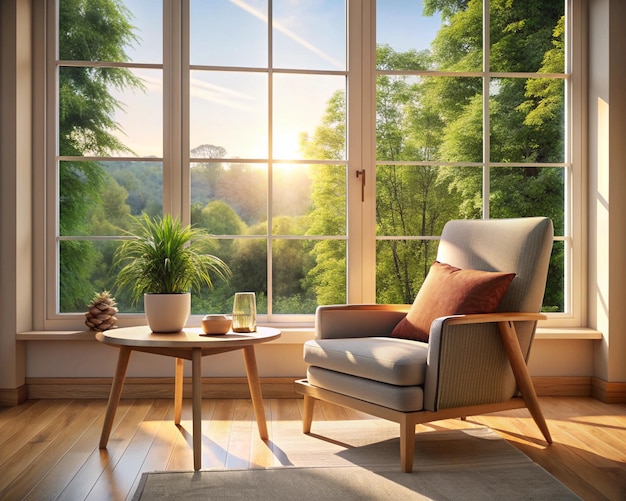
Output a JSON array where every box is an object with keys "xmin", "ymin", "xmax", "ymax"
[
  {"xmin": 174, "ymin": 357, "xmax": 184, "ymax": 425},
  {"xmin": 191, "ymin": 348, "xmax": 202, "ymax": 470},
  {"xmin": 242, "ymin": 345, "xmax": 268, "ymax": 439},
  {"xmin": 99, "ymin": 346, "xmax": 132, "ymax": 448}
]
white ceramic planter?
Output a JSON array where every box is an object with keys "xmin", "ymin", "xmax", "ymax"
[{"xmin": 143, "ymin": 293, "xmax": 191, "ymax": 333}]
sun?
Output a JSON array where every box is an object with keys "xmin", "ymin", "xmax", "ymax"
[{"xmin": 271, "ymin": 128, "xmax": 305, "ymax": 161}]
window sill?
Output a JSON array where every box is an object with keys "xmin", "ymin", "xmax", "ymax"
[
  {"xmin": 535, "ymin": 327, "xmax": 603, "ymax": 340},
  {"xmin": 15, "ymin": 327, "xmax": 315, "ymax": 344},
  {"xmin": 17, "ymin": 326, "xmax": 603, "ymax": 342}
]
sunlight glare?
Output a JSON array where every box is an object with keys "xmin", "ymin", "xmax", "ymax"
[{"xmin": 272, "ymin": 128, "xmax": 304, "ymax": 160}]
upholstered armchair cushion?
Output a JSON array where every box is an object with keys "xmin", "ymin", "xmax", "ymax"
[
  {"xmin": 304, "ymin": 336, "xmax": 429, "ymax": 412},
  {"xmin": 307, "ymin": 366, "xmax": 425, "ymax": 412},
  {"xmin": 304, "ymin": 336, "xmax": 428, "ymax": 386},
  {"xmin": 390, "ymin": 261, "xmax": 515, "ymax": 342}
]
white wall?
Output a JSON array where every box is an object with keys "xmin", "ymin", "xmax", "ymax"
[
  {"xmin": 1, "ymin": 0, "xmax": 624, "ymax": 395},
  {"xmin": 588, "ymin": 0, "xmax": 626, "ymax": 383},
  {"xmin": 0, "ymin": 0, "xmax": 30, "ymax": 394}
]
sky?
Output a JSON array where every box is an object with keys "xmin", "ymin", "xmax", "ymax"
[{"xmin": 106, "ymin": 0, "xmax": 441, "ymax": 159}]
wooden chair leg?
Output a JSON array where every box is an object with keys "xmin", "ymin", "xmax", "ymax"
[
  {"xmin": 302, "ymin": 395, "xmax": 315, "ymax": 434},
  {"xmin": 399, "ymin": 417, "xmax": 415, "ymax": 473},
  {"xmin": 498, "ymin": 321, "xmax": 552, "ymax": 444}
]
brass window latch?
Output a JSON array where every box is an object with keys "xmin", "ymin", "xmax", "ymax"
[{"xmin": 356, "ymin": 169, "xmax": 365, "ymax": 202}]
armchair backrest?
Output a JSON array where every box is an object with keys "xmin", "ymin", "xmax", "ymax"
[
  {"xmin": 436, "ymin": 217, "xmax": 554, "ymax": 313},
  {"xmin": 424, "ymin": 217, "xmax": 554, "ymax": 411}
]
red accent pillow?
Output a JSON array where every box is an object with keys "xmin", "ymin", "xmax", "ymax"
[{"xmin": 390, "ymin": 261, "xmax": 515, "ymax": 342}]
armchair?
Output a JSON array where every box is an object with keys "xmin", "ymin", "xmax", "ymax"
[{"xmin": 295, "ymin": 217, "xmax": 554, "ymax": 472}]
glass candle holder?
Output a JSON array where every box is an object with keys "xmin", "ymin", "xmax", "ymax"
[{"xmin": 232, "ymin": 292, "xmax": 257, "ymax": 333}]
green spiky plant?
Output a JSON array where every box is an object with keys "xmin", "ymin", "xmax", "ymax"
[{"xmin": 114, "ymin": 213, "xmax": 231, "ymax": 304}]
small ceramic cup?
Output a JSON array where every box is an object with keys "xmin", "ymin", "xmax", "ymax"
[{"xmin": 201, "ymin": 314, "xmax": 232, "ymax": 335}]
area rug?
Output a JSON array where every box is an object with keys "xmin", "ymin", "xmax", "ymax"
[{"xmin": 132, "ymin": 428, "xmax": 580, "ymax": 500}]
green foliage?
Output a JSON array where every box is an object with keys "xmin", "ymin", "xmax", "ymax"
[
  {"xmin": 300, "ymin": 92, "xmax": 348, "ymax": 305},
  {"xmin": 58, "ymin": 0, "xmax": 144, "ymax": 311},
  {"xmin": 113, "ymin": 213, "xmax": 231, "ymax": 303}
]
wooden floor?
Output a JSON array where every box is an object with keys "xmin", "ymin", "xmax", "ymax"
[{"xmin": 0, "ymin": 396, "xmax": 624, "ymax": 500}]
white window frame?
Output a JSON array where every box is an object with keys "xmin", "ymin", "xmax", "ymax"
[{"xmin": 35, "ymin": 0, "xmax": 585, "ymax": 330}]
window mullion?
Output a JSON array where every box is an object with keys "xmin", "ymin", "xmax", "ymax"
[
  {"xmin": 347, "ymin": 0, "xmax": 375, "ymax": 303},
  {"xmin": 483, "ymin": 0, "xmax": 490, "ymax": 219},
  {"xmin": 164, "ymin": 0, "xmax": 184, "ymax": 220}
]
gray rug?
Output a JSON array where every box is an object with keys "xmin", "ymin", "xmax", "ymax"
[{"xmin": 132, "ymin": 428, "xmax": 580, "ymax": 500}]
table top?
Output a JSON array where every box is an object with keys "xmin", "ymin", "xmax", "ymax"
[{"xmin": 96, "ymin": 325, "xmax": 281, "ymax": 349}]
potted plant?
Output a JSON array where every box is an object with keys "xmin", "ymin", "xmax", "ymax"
[{"xmin": 113, "ymin": 213, "xmax": 231, "ymax": 332}]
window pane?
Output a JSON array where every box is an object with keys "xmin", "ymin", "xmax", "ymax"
[
  {"xmin": 272, "ymin": 239, "xmax": 317, "ymax": 314},
  {"xmin": 60, "ymin": 239, "xmax": 131, "ymax": 313},
  {"xmin": 272, "ymin": 163, "xmax": 346, "ymax": 236},
  {"xmin": 190, "ymin": 0, "xmax": 267, "ymax": 68},
  {"xmin": 376, "ymin": 240, "xmax": 437, "ymax": 304},
  {"xmin": 490, "ymin": 78, "xmax": 565, "ymax": 163},
  {"xmin": 377, "ymin": 0, "xmax": 480, "ymax": 72},
  {"xmin": 183, "ymin": 237, "xmax": 267, "ymax": 315},
  {"xmin": 229, "ymin": 238, "xmax": 268, "ymax": 314},
  {"xmin": 60, "ymin": 160, "xmax": 163, "ymax": 236},
  {"xmin": 376, "ymin": 165, "xmax": 482, "ymax": 238},
  {"xmin": 302, "ymin": 239, "xmax": 347, "ymax": 306},
  {"xmin": 376, "ymin": 76, "xmax": 482, "ymax": 163},
  {"xmin": 272, "ymin": 164, "xmax": 313, "ymax": 235},
  {"xmin": 59, "ymin": 0, "xmax": 161, "ymax": 64},
  {"xmin": 490, "ymin": 1, "xmax": 565, "ymax": 73},
  {"xmin": 273, "ymin": 0, "xmax": 346, "ymax": 71},
  {"xmin": 544, "ymin": 241, "xmax": 565, "ymax": 313},
  {"xmin": 489, "ymin": 166, "xmax": 565, "ymax": 234},
  {"xmin": 301, "ymin": 164, "xmax": 346, "ymax": 236},
  {"xmin": 105, "ymin": 160, "xmax": 164, "ymax": 218},
  {"xmin": 58, "ymin": 67, "xmax": 162, "ymax": 157},
  {"xmin": 190, "ymin": 71, "xmax": 268, "ymax": 159},
  {"xmin": 191, "ymin": 161, "xmax": 268, "ymax": 230},
  {"xmin": 273, "ymin": 74, "xmax": 346, "ymax": 161}
]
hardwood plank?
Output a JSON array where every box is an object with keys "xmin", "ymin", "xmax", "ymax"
[
  {"xmin": 0, "ymin": 400, "xmax": 105, "ymax": 500},
  {"xmin": 225, "ymin": 399, "xmax": 254, "ymax": 469},
  {"xmin": 249, "ymin": 399, "xmax": 274, "ymax": 468},
  {"xmin": 200, "ymin": 398, "xmax": 235, "ymax": 469},
  {"xmin": 21, "ymin": 400, "xmax": 109, "ymax": 501},
  {"xmin": 0, "ymin": 400, "xmax": 71, "ymax": 468},
  {"xmin": 55, "ymin": 399, "xmax": 150, "ymax": 501},
  {"xmin": 86, "ymin": 399, "xmax": 171, "ymax": 501}
]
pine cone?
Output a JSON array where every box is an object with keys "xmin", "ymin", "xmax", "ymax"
[{"xmin": 85, "ymin": 291, "xmax": 119, "ymax": 332}]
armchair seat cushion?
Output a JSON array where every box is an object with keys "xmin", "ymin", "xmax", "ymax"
[
  {"xmin": 307, "ymin": 366, "xmax": 424, "ymax": 412},
  {"xmin": 303, "ymin": 337, "xmax": 428, "ymax": 386}
]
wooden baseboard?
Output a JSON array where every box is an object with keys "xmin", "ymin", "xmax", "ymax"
[
  {"xmin": 21, "ymin": 375, "xmax": 602, "ymax": 401},
  {"xmin": 591, "ymin": 377, "xmax": 626, "ymax": 404},
  {"xmin": 0, "ymin": 385, "xmax": 27, "ymax": 406},
  {"xmin": 25, "ymin": 377, "xmax": 301, "ymax": 400},
  {"xmin": 531, "ymin": 376, "xmax": 592, "ymax": 397}
]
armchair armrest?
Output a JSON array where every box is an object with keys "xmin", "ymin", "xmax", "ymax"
[
  {"xmin": 440, "ymin": 312, "xmax": 547, "ymax": 326},
  {"xmin": 424, "ymin": 312, "xmax": 545, "ymax": 412},
  {"xmin": 315, "ymin": 304, "xmax": 410, "ymax": 339}
]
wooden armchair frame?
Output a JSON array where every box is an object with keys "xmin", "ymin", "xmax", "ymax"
[{"xmin": 296, "ymin": 311, "xmax": 552, "ymax": 473}]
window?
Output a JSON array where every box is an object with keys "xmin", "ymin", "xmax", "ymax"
[{"xmin": 44, "ymin": 0, "xmax": 583, "ymax": 328}]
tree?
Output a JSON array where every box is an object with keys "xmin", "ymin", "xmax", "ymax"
[
  {"xmin": 424, "ymin": 1, "xmax": 565, "ymax": 310},
  {"xmin": 58, "ymin": 0, "xmax": 144, "ymax": 311},
  {"xmin": 305, "ymin": 0, "xmax": 565, "ymax": 310},
  {"xmin": 301, "ymin": 91, "xmax": 347, "ymax": 305}
]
